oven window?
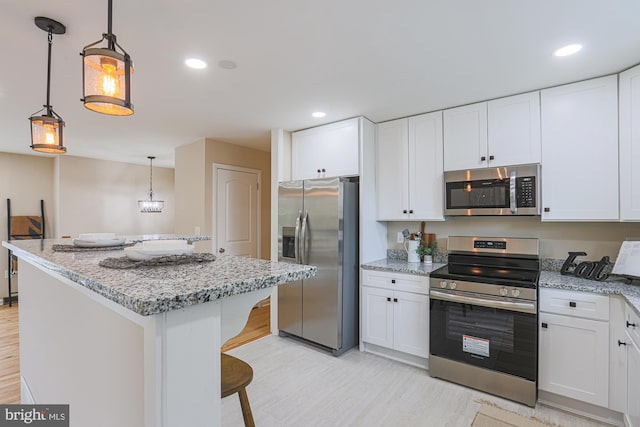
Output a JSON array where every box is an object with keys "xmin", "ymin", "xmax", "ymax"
[
  {"xmin": 430, "ymin": 299, "xmax": 537, "ymax": 381},
  {"xmin": 446, "ymin": 179, "xmax": 509, "ymax": 209}
]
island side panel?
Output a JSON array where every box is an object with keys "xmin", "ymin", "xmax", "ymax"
[{"xmin": 18, "ymin": 261, "xmax": 146, "ymax": 427}]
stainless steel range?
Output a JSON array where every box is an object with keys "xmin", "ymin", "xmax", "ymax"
[{"xmin": 429, "ymin": 236, "xmax": 540, "ymax": 407}]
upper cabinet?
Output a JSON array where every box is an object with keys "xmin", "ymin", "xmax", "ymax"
[
  {"xmin": 619, "ymin": 64, "xmax": 640, "ymax": 221},
  {"xmin": 376, "ymin": 112, "xmax": 444, "ymax": 221},
  {"xmin": 540, "ymin": 75, "xmax": 619, "ymax": 221},
  {"xmin": 443, "ymin": 91, "xmax": 541, "ymax": 171},
  {"xmin": 291, "ymin": 117, "xmax": 359, "ymax": 181}
]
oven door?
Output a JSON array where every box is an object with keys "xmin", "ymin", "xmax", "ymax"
[{"xmin": 430, "ymin": 289, "xmax": 537, "ymax": 381}]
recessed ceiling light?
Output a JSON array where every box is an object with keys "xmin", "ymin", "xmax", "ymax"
[
  {"xmin": 312, "ymin": 111, "xmax": 326, "ymax": 118},
  {"xmin": 554, "ymin": 44, "xmax": 582, "ymax": 57},
  {"xmin": 218, "ymin": 60, "xmax": 237, "ymax": 70},
  {"xmin": 185, "ymin": 58, "xmax": 207, "ymax": 69}
]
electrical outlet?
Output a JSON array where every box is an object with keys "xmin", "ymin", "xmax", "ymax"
[
  {"xmin": 194, "ymin": 226, "xmax": 201, "ymax": 236},
  {"xmin": 397, "ymin": 232, "xmax": 404, "ymax": 243},
  {"xmin": 4, "ymin": 270, "xmax": 7, "ymax": 279}
]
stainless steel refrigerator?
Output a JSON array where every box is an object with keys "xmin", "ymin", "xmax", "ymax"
[{"xmin": 277, "ymin": 177, "xmax": 359, "ymax": 356}]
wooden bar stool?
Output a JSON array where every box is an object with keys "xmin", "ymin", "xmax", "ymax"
[{"xmin": 221, "ymin": 353, "xmax": 255, "ymax": 427}]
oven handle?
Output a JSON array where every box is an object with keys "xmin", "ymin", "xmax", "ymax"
[{"xmin": 430, "ymin": 289, "xmax": 537, "ymax": 315}]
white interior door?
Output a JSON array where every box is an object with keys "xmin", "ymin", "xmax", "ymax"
[{"xmin": 215, "ymin": 166, "xmax": 260, "ymax": 258}]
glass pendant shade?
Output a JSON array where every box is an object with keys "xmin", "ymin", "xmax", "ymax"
[
  {"xmin": 138, "ymin": 156, "xmax": 164, "ymax": 213},
  {"xmin": 82, "ymin": 48, "xmax": 133, "ymax": 115},
  {"xmin": 30, "ymin": 114, "xmax": 65, "ymax": 154},
  {"xmin": 81, "ymin": 0, "xmax": 134, "ymax": 116}
]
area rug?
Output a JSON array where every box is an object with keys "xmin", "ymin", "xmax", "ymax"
[{"xmin": 471, "ymin": 400, "xmax": 557, "ymax": 427}]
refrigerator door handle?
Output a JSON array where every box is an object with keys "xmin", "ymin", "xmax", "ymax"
[
  {"xmin": 301, "ymin": 210, "xmax": 309, "ymax": 265},
  {"xmin": 294, "ymin": 210, "xmax": 302, "ymax": 264}
]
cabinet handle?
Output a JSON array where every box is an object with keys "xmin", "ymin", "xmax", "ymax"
[
  {"xmin": 391, "ymin": 279, "xmax": 396, "ymax": 284},
  {"xmin": 393, "ymin": 298, "xmax": 398, "ymax": 303},
  {"xmin": 627, "ymin": 321, "xmax": 637, "ymax": 328},
  {"xmin": 569, "ymin": 301, "xmax": 577, "ymax": 308},
  {"xmin": 619, "ymin": 340, "xmax": 628, "ymax": 347},
  {"xmin": 386, "ymin": 297, "xmax": 391, "ymax": 302},
  {"xmin": 317, "ymin": 169, "xmax": 321, "ymax": 173},
  {"xmin": 489, "ymin": 155, "xmax": 495, "ymax": 161},
  {"xmin": 403, "ymin": 210, "xmax": 408, "ymax": 214},
  {"xmin": 480, "ymin": 156, "xmax": 486, "ymax": 161},
  {"xmin": 541, "ymin": 322, "xmax": 548, "ymax": 328},
  {"xmin": 409, "ymin": 210, "xmax": 414, "ymax": 214},
  {"xmin": 544, "ymin": 207, "xmax": 550, "ymax": 212},
  {"xmin": 321, "ymin": 168, "xmax": 326, "ymax": 173}
]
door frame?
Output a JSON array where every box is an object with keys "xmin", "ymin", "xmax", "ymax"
[{"xmin": 212, "ymin": 163, "xmax": 262, "ymax": 259}]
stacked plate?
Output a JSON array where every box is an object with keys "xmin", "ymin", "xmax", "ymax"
[
  {"xmin": 124, "ymin": 239, "xmax": 194, "ymax": 261},
  {"xmin": 73, "ymin": 233, "xmax": 126, "ymax": 248}
]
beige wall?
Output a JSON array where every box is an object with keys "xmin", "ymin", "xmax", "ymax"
[
  {"xmin": 56, "ymin": 156, "xmax": 175, "ymax": 238},
  {"xmin": 0, "ymin": 153, "xmax": 56, "ymax": 299},
  {"xmin": 386, "ymin": 217, "xmax": 640, "ymax": 261},
  {"xmin": 175, "ymin": 139, "xmax": 271, "ymax": 259}
]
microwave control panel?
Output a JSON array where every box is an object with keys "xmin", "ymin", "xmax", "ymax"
[{"xmin": 516, "ymin": 177, "xmax": 536, "ymax": 207}]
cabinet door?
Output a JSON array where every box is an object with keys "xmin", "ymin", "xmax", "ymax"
[
  {"xmin": 487, "ymin": 91, "xmax": 541, "ymax": 167},
  {"xmin": 408, "ymin": 111, "xmax": 444, "ymax": 220},
  {"xmin": 610, "ymin": 296, "xmax": 628, "ymax": 412},
  {"xmin": 627, "ymin": 337, "xmax": 640, "ymax": 427},
  {"xmin": 619, "ymin": 64, "xmax": 640, "ymax": 221},
  {"xmin": 393, "ymin": 291, "xmax": 429, "ymax": 358},
  {"xmin": 443, "ymin": 102, "xmax": 488, "ymax": 171},
  {"xmin": 540, "ymin": 75, "xmax": 619, "ymax": 221},
  {"xmin": 361, "ymin": 286, "xmax": 394, "ymax": 349},
  {"xmin": 539, "ymin": 312, "xmax": 609, "ymax": 407},
  {"xmin": 291, "ymin": 118, "xmax": 359, "ymax": 180},
  {"xmin": 376, "ymin": 119, "xmax": 409, "ymax": 220}
]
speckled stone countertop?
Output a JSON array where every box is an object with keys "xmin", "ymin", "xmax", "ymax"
[
  {"xmin": 361, "ymin": 259, "xmax": 445, "ymax": 276},
  {"xmin": 3, "ymin": 239, "xmax": 316, "ymax": 317},
  {"xmin": 539, "ymin": 270, "xmax": 640, "ymax": 316}
]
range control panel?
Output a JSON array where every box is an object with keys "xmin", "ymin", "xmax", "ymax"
[{"xmin": 473, "ymin": 240, "xmax": 507, "ymax": 250}]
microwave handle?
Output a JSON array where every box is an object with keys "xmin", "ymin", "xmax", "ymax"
[{"xmin": 509, "ymin": 170, "xmax": 517, "ymax": 214}]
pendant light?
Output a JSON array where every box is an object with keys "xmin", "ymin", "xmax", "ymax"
[
  {"xmin": 139, "ymin": 156, "xmax": 164, "ymax": 213},
  {"xmin": 81, "ymin": 0, "xmax": 134, "ymax": 116},
  {"xmin": 29, "ymin": 17, "xmax": 66, "ymax": 154}
]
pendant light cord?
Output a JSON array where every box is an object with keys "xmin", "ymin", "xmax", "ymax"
[
  {"xmin": 45, "ymin": 29, "xmax": 53, "ymax": 115},
  {"xmin": 107, "ymin": 0, "xmax": 115, "ymax": 50},
  {"xmin": 148, "ymin": 156, "xmax": 154, "ymax": 200}
]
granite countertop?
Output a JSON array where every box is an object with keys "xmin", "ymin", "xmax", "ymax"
[
  {"xmin": 3, "ymin": 239, "xmax": 316, "ymax": 317},
  {"xmin": 539, "ymin": 270, "xmax": 640, "ymax": 316},
  {"xmin": 361, "ymin": 258, "xmax": 445, "ymax": 276}
]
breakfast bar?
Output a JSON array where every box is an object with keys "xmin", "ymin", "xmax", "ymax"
[{"xmin": 2, "ymin": 239, "xmax": 316, "ymax": 427}]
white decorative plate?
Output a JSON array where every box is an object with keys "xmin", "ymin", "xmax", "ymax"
[
  {"xmin": 73, "ymin": 237, "xmax": 127, "ymax": 248},
  {"xmin": 124, "ymin": 244, "xmax": 194, "ymax": 261},
  {"xmin": 77, "ymin": 233, "xmax": 116, "ymax": 240}
]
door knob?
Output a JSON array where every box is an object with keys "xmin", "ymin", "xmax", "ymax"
[{"xmin": 218, "ymin": 248, "xmax": 226, "ymax": 253}]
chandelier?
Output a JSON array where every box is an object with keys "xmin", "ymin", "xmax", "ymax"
[{"xmin": 138, "ymin": 156, "xmax": 164, "ymax": 213}]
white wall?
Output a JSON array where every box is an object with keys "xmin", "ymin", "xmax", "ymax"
[
  {"xmin": 56, "ymin": 156, "xmax": 175, "ymax": 238},
  {"xmin": 386, "ymin": 217, "xmax": 640, "ymax": 261}
]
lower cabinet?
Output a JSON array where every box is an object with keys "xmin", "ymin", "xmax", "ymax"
[
  {"xmin": 538, "ymin": 289, "xmax": 610, "ymax": 408},
  {"xmin": 361, "ymin": 270, "xmax": 429, "ymax": 359},
  {"xmin": 626, "ymin": 304, "xmax": 640, "ymax": 427}
]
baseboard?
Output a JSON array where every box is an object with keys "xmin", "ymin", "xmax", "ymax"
[
  {"xmin": 1, "ymin": 296, "xmax": 18, "ymax": 305},
  {"xmin": 20, "ymin": 376, "xmax": 36, "ymax": 404},
  {"xmin": 538, "ymin": 390, "xmax": 624, "ymax": 427},
  {"xmin": 362, "ymin": 342, "xmax": 428, "ymax": 370}
]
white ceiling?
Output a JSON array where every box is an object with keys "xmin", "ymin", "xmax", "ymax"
[{"xmin": 2, "ymin": 0, "xmax": 640, "ymax": 168}]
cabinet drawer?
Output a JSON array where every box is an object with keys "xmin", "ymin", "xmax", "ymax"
[
  {"xmin": 361, "ymin": 270, "xmax": 429, "ymax": 295},
  {"xmin": 540, "ymin": 288, "xmax": 609, "ymax": 321},
  {"xmin": 626, "ymin": 304, "xmax": 640, "ymax": 348}
]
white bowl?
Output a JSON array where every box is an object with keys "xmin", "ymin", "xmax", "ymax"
[
  {"xmin": 124, "ymin": 244, "xmax": 194, "ymax": 261},
  {"xmin": 77, "ymin": 232, "xmax": 116, "ymax": 241},
  {"xmin": 73, "ymin": 237, "xmax": 126, "ymax": 248},
  {"xmin": 141, "ymin": 239, "xmax": 188, "ymax": 247}
]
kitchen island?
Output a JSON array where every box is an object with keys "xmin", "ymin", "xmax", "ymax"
[{"xmin": 2, "ymin": 239, "xmax": 316, "ymax": 427}]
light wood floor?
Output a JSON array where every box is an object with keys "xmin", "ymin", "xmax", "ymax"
[
  {"xmin": 223, "ymin": 335, "xmax": 613, "ymax": 427},
  {"xmin": 222, "ymin": 302, "xmax": 271, "ymax": 352},
  {"xmin": 0, "ymin": 304, "xmax": 20, "ymax": 404}
]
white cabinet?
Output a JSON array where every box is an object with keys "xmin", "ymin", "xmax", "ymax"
[
  {"xmin": 361, "ymin": 270, "xmax": 429, "ymax": 358},
  {"xmin": 619, "ymin": 64, "xmax": 640, "ymax": 221},
  {"xmin": 291, "ymin": 117, "xmax": 359, "ymax": 180},
  {"xmin": 443, "ymin": 92, "xmax": 540, "ymax": 171},
  {"xmin": 540, "ymin": 75, "xmax": 619, "ymax": 221},
  {"xmin": 376, "ymin": 112, "xmax": 444, "ymax": 221},
  {"xmin": 610, "ymin": 296, "xmax": 628, "ymax": 413},
  {"xmin": 626, "ymin": 305, "xmax": 640, "ymax": 427},
  {"xmin": 443, "ymin": 102, "xmax": 487, "ymax": 171},
  {"xmin": 539, "ymin": 288, "xmax": 610, "ymax": 407}
]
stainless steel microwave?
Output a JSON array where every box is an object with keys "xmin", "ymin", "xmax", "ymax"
[{"xmin": 443, "ymin": 164, "xmax": 541, "ymax": 216}]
